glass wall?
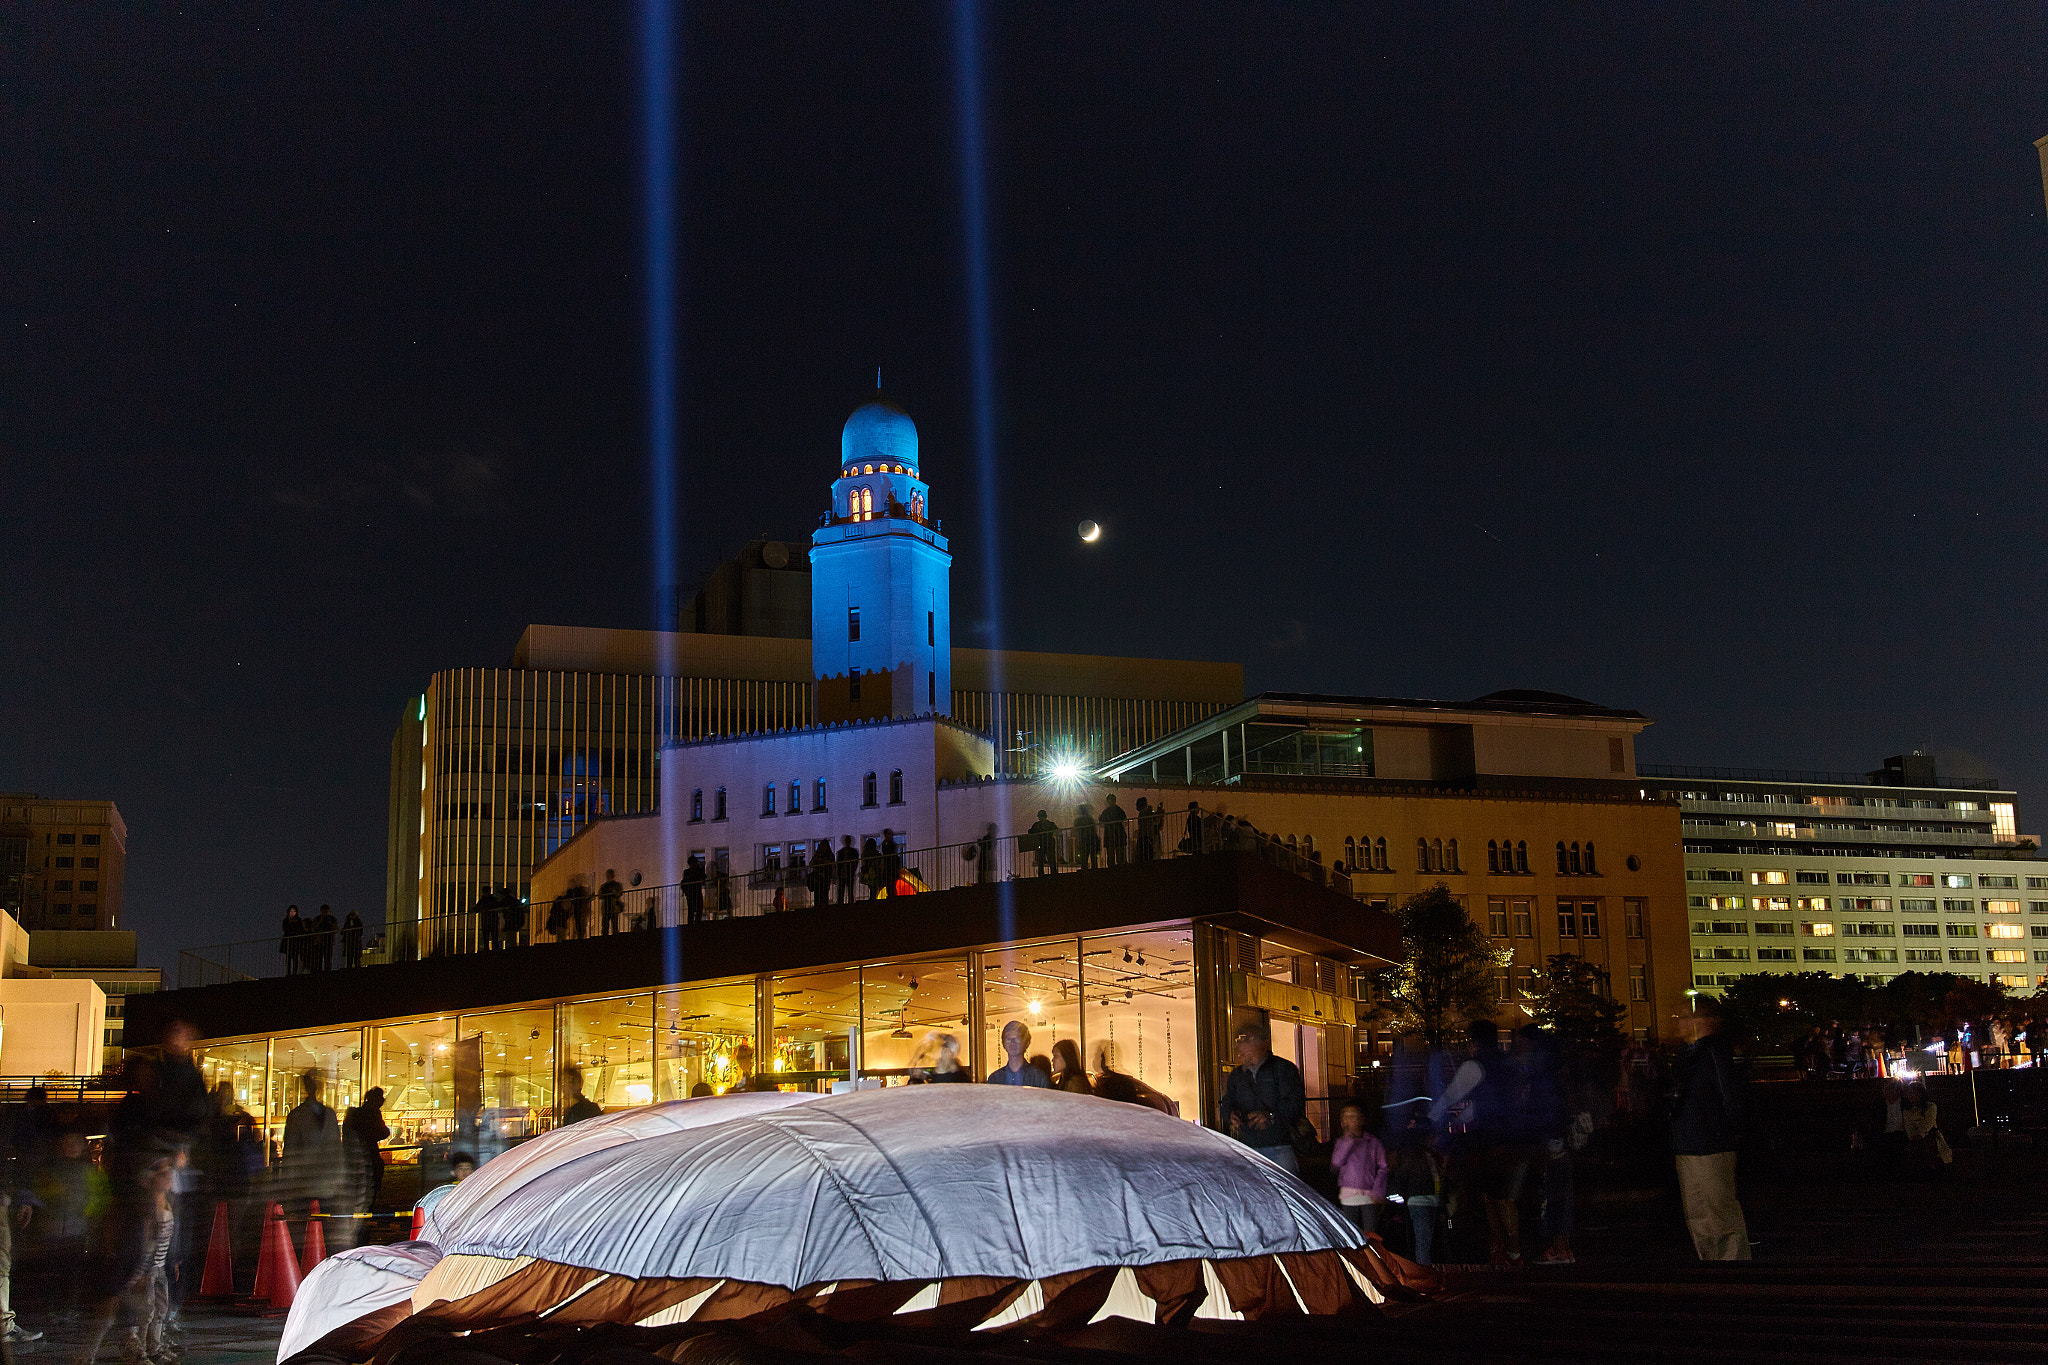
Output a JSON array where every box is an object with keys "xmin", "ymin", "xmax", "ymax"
[
  {"xmin": 373, "ymin": 1018, "xmax": 458, "ymax": 1146},
  {"xmin": 655, "ymin": 980, "xmax": 757, "ymax": 1097},
  {"xmin": 1081, "ymin": 928, "xmax": 1198, "ymax": 1118},
  {"xmin": 770, "ymin": 967, "xmax": 860, "ymax": 1088},
  {"xmin": 266, "ymin": 1030, "xmax": 364, "ymax": 1157},
  {"xmin": 563, "ymin": 995, "xmax": 653, "ymax": 1111},
  {"xmin": 858, "ymin": 958, "xmax": 969, "ymax": 1082},
  {"xmin": 463, "ymin": 1007, "xmax": 555, "ymax": 1154},
  {"xmin": 196, "ymin": 1038, "xmax": 272, "ymax": 1152},
  {"xmin": 979, "ymin": 941, "xmax": 1082, "ymax": 1085}
]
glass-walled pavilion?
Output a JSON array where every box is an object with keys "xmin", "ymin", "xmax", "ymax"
[{"xmin": 195, "ymin": 918, "xmax": 1368, "ymax": 1163}]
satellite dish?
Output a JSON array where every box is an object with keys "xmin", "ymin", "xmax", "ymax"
[
  {"xmin": 1078, "ymin": 520, "xmax": 1102, "ymax": 543},
  {"xmin": 761, "ymin": 541, "xmax": 790, "ymax": 569}
]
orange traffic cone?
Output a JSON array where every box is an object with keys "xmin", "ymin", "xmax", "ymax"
[
  {"xmin": 300, "ymin": 1199, "xmax": 329, "ymax": 1271},
  {"xmin": 198, "ymin": 1201, "xmax": 236, "ymax": 1299},
  {"xmin": 410, "ymin": 1205, "xmax": 425, "ymax": 1240},
  {"xmin": 254, "ymin": 1202, "xmax": 302, "ymax": 1310}
]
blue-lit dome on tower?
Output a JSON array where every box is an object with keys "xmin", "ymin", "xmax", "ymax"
[{"xmin": 811, "ymin": 401, "xmax": 952, "ymax": 723}]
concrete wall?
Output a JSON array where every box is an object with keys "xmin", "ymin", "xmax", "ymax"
[
  {"xmin": 0, "ymin": 976, "xmax": 106, "ymax": 1076},
  {"xmin": 1470, "ymin": 722, "xmax": 1634, "ymax": 781}
]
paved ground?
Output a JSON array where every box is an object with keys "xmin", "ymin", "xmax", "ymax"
[
  {"xmin": 14, "ymin": 1308, "xmax": 284, "ymax": 1365},
  {"xmin": 12, "ymin": 1134, "xmax": 2042, "ymax": 1362}
]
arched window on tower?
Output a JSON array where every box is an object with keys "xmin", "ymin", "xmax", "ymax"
[
  {"xmin": 910, "ymin": 492, "xmax": 924, "ymax": 519},
  {"xmin": 863, "ymin": 772, "xmax": 878, "ymax": 807},
  {"xmin": 1514, "ymin": 840, "xmax": 1528, "ymax": 873},
  {"xmin": 1345, "ymin": 836, "xmax": 1357, "ymax": 869},
  {"xmin": 1569, "ymin": 841, "xmax": 1583, "ymax": 875},
  {"xmin": 1584, "ymin": 841, "xmax": 1597, "ymax": 874},
  {"xmin": 714, "ymin": 787, "xmax": 727, "ymax": 821},
  {"xmin": 859, "ymin": 486, "xmax": 874, "ymax": 519},
  {"xmin": 1556, "ymin": 841, "xmax": 1569, "ymax": 875},
  {"xmin": 1431, "ymin": 838, "xmax": 1445, "ymax": 872},
  {"xmin": 1447, "ymin": 838, "xmax": 1459, "ymax": 872},
  {"xmin": 1487, "ymin": 839, "xmax": 1500, "ymax": 873},
  {"xmin": 1375, "ymin": 837, "xmax": 1387, "ymax": 871},
  {"xmin": 888, "ymin": 769, "xmax": 904, "ymax": 804},
  {"xmin": 1416, "ymin": 837, "xmax": 1429, "ymax": 871},
  {"xmin": 789, "ymin": 780, "xmax": 802, "ymax": 813}
]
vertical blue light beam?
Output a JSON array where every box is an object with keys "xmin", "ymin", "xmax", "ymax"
[
  {"xmin": 953, "ymin": 0, "xmax": 1014, "ymax": 941},
  {"xmin": 641, "ymin": 0, "xmax": 683, "ymax": 985}
]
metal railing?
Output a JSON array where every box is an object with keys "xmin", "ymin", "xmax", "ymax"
[{"xmin": 177, "ymin": 813, "xmax": 1343, "ymax": 989}]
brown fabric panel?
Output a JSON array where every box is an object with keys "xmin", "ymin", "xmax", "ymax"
[
  {"xmin": 1209, "ymin": 1256, "xmax": 1298, "ymax": 1319},
  {"xmin": 370, "ymin": 1262, "xmax": 604, "ymax": 1365},
  {"xmin": 1132, "ymin": 1259, "xmax": 1207, "ymax": 1328},
  {"xmin": 292, "ymin": 1300, "xmax": 413, "ymax": 1363},
  {"xmin": 936, "ymin": 1275, "xmax": 1013, "ymax": 1307},
  {"xmin": 545, "ymin": 1275, "xmax": 724, "ymax": 1325},
  {"xmin": 988, "ymin": 1267, "xmax": 1120, "ymax": 1336},
  {"xmin": 691, "ymin": 1279, "xmax": 803, "ymax": 1322},
  {"xmin": 817, "ymin": 1280, "xmax": 928, "ymax": 1321},
  {"xmin": 1346, "ymin": 1237, "xmax": 1442, "ymax": 1301},
  {"xmin": 1274, "ymin": 1252, "xmax": 1358, "ymax": 1316}
]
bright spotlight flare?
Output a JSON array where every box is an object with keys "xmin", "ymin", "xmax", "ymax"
[
  {"xmin": 1078, "ymin": 519, "xmax": 1101, "ymax": 543},
  {"xmin": 1048, "ymin": 755, "xmax": 1088, "ymax": 787}
]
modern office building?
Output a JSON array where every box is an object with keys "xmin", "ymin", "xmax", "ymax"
[
  {"xmin": 0, "ymin": 793, "xmax": 128, "ymax": 932},
  {"xmin": 1641, "ymin": 754, "xmax": 2048, "ymax": 993}
]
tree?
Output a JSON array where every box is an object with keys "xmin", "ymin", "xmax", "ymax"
[
  {"xmin": 1525, "ymin": 953, "xmax": 1626, "ymax": 1048},
  {"xmin": 1370, "ymin": 883, "xmax": 1506, "ymax": 1046}
]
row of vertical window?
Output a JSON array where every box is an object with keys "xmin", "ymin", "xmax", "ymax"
[
  {"xmin": 1482, "ymin": 897, "xmax": 1647, "ymax": 939},
  {"xmin": 690, "ymin": 772, "xmax": 906, "ymax": 822}
]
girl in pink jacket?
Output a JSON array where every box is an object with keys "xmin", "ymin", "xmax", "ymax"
[{"xmin": 1331, "ymin": 1101, "xmax": 1390, "ymax": 1235}]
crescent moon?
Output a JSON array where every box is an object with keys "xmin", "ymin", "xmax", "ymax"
[{"xmin": 1079, "ymin": 520, "xmax": 1102, "ymax": 543}]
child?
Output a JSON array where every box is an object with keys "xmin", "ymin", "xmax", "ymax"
[
  {"xmin": 1330, "ymin": 1102, "xmax": 1389, "ymax": 1235},
  {"xmin": 72, "ymin": 1148, "xmax": 176, "ymax": 1365}
]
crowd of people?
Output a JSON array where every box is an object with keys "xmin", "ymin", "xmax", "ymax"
[
  {"xmin": 275, "ymin": 904, "xmax": 368, "ymax": 973},
  {"xmin": 0, "ymin": 1020, "xmax": 403, "ymax": 1360}
]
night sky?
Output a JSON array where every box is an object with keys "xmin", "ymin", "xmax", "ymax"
[{"xmin": 8, "ymin": 5, "xmax": 2047, "ymax": 968}]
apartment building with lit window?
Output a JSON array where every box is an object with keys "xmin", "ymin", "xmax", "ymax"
[
  {"xmin": 0, "ymin": 793, "xmax": 127, "ymax": 932},
  {"xmin": 1640, "ymin": 754, "xmax": 2047, "ymax": 993}
]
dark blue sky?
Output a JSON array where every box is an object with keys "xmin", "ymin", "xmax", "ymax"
[{"xmin": 7, "ymin": 4, "xmax": 2047, "ymax": 968}]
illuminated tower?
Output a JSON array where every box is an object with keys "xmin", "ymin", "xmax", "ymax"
[{"xmin": 810, "ymin": 401, "xmax": 952, "ymax": 722}]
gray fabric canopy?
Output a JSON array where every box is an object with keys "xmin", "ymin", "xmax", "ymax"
[{"xmin": 439, "ymin": 1085, "xmax": 1358, "ymax": 1288}]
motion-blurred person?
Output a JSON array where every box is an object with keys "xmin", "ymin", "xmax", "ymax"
[
  {"xmin": 33, "ymin": 1129, "xmax": 107, "ymax": 1323},
  {"xmin": 1386, "ymin": 1112, "xmax": 1443, "ymax": 1264},
  {"xmin": 1521, "ymin": 1025, "xmax": 1577, "ymax": 1264},
  {"xmin": 1331, "ymin": 1101, "xmax": 1389, "ymax": 1235},
  {"xmin": 1432, "ymin": 1019, "xmax": 1534, "ymax": 1266},
  {"xmin": 282, "ymin": 1069, "xmax": 343, "ymax": 1233},
  {"xmin": 598, "ymin": 870, "xmax": 626, "ymax": 934},
  {"xmin": 341, "ymin": 908, "xmax": 365, "ymax": 966},
  {"xmin": 72, "ymin": 1146, "xmax": 176, "ymax": 1365},
  {"xmin": 1093, "ymin": 1043, "xmax": 1179, "ymax": 1116},
  {"xmin": 1669, "ymin": 995, "xmax": 1751, "ymax": 1260},
  {"xmin": 909, "ymin": 1033, "xmax": 967, "ymax": 1082},
  {"xmin": 1217, "ymin": 1024, "xmax": 1307, "ymax": 1173},
  {"xmin": 1099, "ymin": 794, "xmax": 1128, "ymax": 866},
  {"xmin": 338, "ymin": 1088, "xmax": 390, "ymax": 1250},
  {"xmin": 1071, "ymin": 804, "xmax": 1100, "ymax": 870}
]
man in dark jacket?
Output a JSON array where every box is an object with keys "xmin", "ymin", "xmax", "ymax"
[
  {"xmin": 1670, "ymin": 996, "xmax": 1750, "ymax": 1260},
  {"xmin": 682, "ymin": 856, "xmax": 707, "ymax": 923},
  {"xmin": 1217, "ymin": 1024, "xmax": 1307, "ymax": 1174}
]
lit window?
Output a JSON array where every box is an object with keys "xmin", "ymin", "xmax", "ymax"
[
  {"xmin": 789, "ymin": 781, "xmax": 802, "ymax": 813},
  {"xmin": 1986, "ymin": 900, "xmax": 2022, "ymax": 914},
  {"xmin": 1988, "ymin": 922, "xmax": 2024, "ymax": 939},
  {"xmin": 860, "ymin": 487, "xmax": 874, "ymax": 518},
  {"xmin": 814, "ymin": 779, "xmax": 827, "ymax": 809},
  {"xmin": 1802, "ymin": 922, "xmax": 1836, "ymax": 937},
  {"xmin": 863, "ymin": 463, "xmax": 874, "ymax": 475}
]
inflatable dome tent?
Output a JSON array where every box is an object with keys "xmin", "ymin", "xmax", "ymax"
[{"xmin": 282, "ymin": 1087, "xmax": 1430, "ymax": 1361}]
